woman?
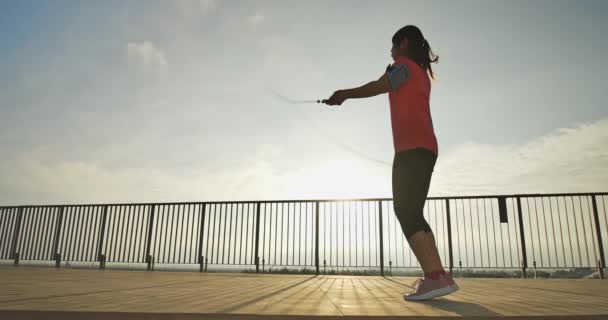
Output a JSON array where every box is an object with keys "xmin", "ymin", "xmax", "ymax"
[{"xmin": 322, "ymin": 25, "xmax": 459, "ymax": 301}]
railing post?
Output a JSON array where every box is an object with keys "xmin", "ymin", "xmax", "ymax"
[
  {"xmin": 445, "ymin": 199, "xmax": 454, "ymax": 274},
  {"xmin": 97, "ymin": 206, "xmax": 108, "ymax": 269},
  {"xmin": 52, "ymin": 206, "xmax": 65, "ymax": 268},
  {"xmin": 198, "ymin": 203, "xmax": 207, "ymax": 273},
  {"xmin": 315, "ymin": 201, "xmax": 320, "ymax": 275},
  {"xmin": 145, "ymin": 205, "xmax": 156, "ymax": 272},
  {"xmin": 591, "ymin": 195, "xmax": 605, "ymax": 279},
  {"xmin": 516, "ymin": 197, "xmax": 528, "ymax": 279},
  {"xmin": 255, "ymin": 202, "xmax": 261, "ymax": 274},
  {"xmin": 11, "ymin": 207, "xmax": 24, "ymax": 267},
  {"xmin": 378, "ymin": 201, "xmax": 385, "ymax": 277}
]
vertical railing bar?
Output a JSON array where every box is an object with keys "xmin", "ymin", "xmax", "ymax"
[
  {"xmin": 331, "ymin": 202, "xmax": 335, "ymax": 268},
  {"xmin": 39, "ymin": 207, "xmax": 53, "ymax": 260},
  {"xmin": 130, "ymin": 206, "xmax": 138, "ymax": 263},
  {"xmin": 186, "ymin": 204, "xmax": 193, "ymax": 264},
  {"xmin": 77, "ymin": 206, "xmax": 91, "ymax": 261},
  {"xmin": 467, "ymin": 199, "xmax": 474, "ymax": 267},
  {"xmin": 577, "ymin": 197, "xmax": 591, "ymax": 266},
  {"xmin": 119, "ymin": 205, "xmax": 130, "ymax": 263},
  {"xmin": 225, "ymin": 204, "xmax": 232, "ymax": 265},
  {"xmin": 220, "ymin": 203, "xmax": 227, "ymax": 265},
  {"xmin": 516, "ymin": 197, "xmax": 527, "ymax": 278},
  {"xmin": 120, "ymin": 205, "xmax": 130, "ymax": 263},
  {"xmin": 76, "ymin": 206, "xmax": 87, "ymax": 262},
  {"xmin": 525, "ymin": 198, "xmax": 536, "ymax": 268},
  {"xmin": 551, "ymin": 197, "xmax": 566, "ymax": 267},
  {"xmin": 124, "ymin": 205, "xmax": 134, "ymax": 263},
  {"xmin": 25, "ymin": 207, "xmax": 38, "ymax": 260},
  {"xmin": 10, "ymin": 207, "xmax": 24, "ymax": 263},
  {"xmin": 170, "ymin": 205, "xmax": 178, "ymax": 264},
  {"xmin": 512, "ymin": 198, "xmax": 521, "ymax": 269},
  {"xmin": 81, "ymin": 206, "xmax": 92, "ymax": 262},
  {"xmin": 160, "ymin": 205, "xmax": 169, "ymax": 264},
  {"xmin": 164, "ymin": 205, "xmax": 172, "ymax": 264},
  {"xmin": 342, "ymin": 201, "xmax": 346, "ymax": 269},
  {"xmin": 62, "ymin": 206, "xmax": 72, "ymax": 262},
  {"xmin": 368, "ymin": 201, "xmax": 371, "ymax": 268},
  {"xmin": 67, "ymin": 207, "xmax": 79, "ymax": 262},
  {"xmin": 96, "ymin": 206, "xmax": 108, "ymax": 262},
  {"xmin": 474, "ymin": 200, "xmax": 483, "ymax": 268},
  {"xmin": 90, "ymin": 207, "xmax": 100, "ymax": 262},
  {"xmin": 454, "ymin": 200, "xmax": 462, "ymax": 268},
  {"xmin": 464, "ymin": 199, "xmax": 471, "ymax": 267},
  {"xmin": 105, "ymin": 206, "xmax": 116, "ymax": 262},
  {"xmin": 507, "ymin": 199, "xmax": 516, "ymax": 268},
  {"xmin": 304, "ymin": 203, "xmax": 308, "ymax": 266},
  {"xmin": 0, "ymin": 209, "xmax": 8, "ymax": 258},
  {"xmin": 297, "ymin": 202, "xmax": 301, "ymax": 267},
  {"xmin": 179, "ymin": 204, "xmax": 186, "ymax": 264},
  {"xmin": 236, "ymin": 203, "xmax": 241, "ymax": 265},
  {"xmin": 145, "ymin": 204, "xmax": 156, "ymax": 270},
  {"xmin": 279, "ymin": 203, "xmax": 284, "ymax": 266},
  {"xmin": 190, "ymin": 204, "xmax": 196, "ymax": 264},
  {"xmin": 233, "ymin": 203, "xmax": 239, "ymax": 265},
  {"xmin": 543, "ymin": 197, "xmax": 557, "ymax": 267},
  {"xmin": 254, "ymin": 202, "xmax": 261, "ymax": 273},
  {"xmin": 21, "ymin": 207, "xmax": 33, "ymax": 261},
  {"xmin": 1, "ymin": 209, "xmax": 11, "ymax": 258},
  {"xmin": 35, "ymin": 207, "xmax": 49, "ymax": 260},
  {"xmin": 109, "ymin": 206, "xmax": 121, "ymax": 263},
  {"xmin": 261, "ymin": 203, "xmax": 267, "ymax": 266},
  {"xmin": 446, "ymin": 199, "xmax": 454, "ymax": 274},
  {"xmin": 207, "ymin": 204, "xmax": 215, "ymax": 265},
  {"xmin": 315, "ymin": 201, "xmax": 320, "ymax": 275},
  {"xmin": 111, "ymin": 206, "xmax": 121, "ymax": 263},
  {"xmin": 533, "ymin": 198, "xmax": 544, "ymax": 267},
  {"xmin": 293, "ymin": 203, "xmax": 297, "ymax": 266},
  {"xmin": 74, "ymin": 206, "xmax": 86, "ymax": 262},
  {"xmin": 197, "ymin": 203, "xmax": 206, "ymax": 268},
  {"xmin": 590, "ymin": 196, "xmax": 605, "ymax": 271},
  {"xmin": 570, "ymin": 197, "xmax": 582, "ymax": 267},
  {"xmin": 378, "ymin": 200, "xmax": 384, "ymax": 276},
  {"xmin": 51, "ymin": 206, "xmax": 63, "ymax": 258},
  {"xmin": 586, "ymin": 197, "xmax": 598, "ymax": 266},
  {"xmin": 480, "ymin": 199, "xmax": 489, "ymax": 268},
  {"xmin": 273, "ymin": 203, "xmax": 278, "ymax": 266},
  {"xmin": 561, "ymin": 197, "xmax": 574, "ymax": 267}
]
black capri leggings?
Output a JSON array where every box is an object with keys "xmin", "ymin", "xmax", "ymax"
[{"xmin": 392, "ymin": 147, "xmax": 437, "ymax": 240}]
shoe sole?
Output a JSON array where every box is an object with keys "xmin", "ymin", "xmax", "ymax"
[{"xmin": 404, "ymin": 284, "xmax": 459, "ymax": 301}]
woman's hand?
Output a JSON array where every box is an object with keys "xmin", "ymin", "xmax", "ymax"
[{"xmin": 322, "ymin": 90, "xmax": 349, "ymax": 106}]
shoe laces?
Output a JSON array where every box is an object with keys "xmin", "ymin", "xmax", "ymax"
[{"xmin": 402, "ymin": 277, "xmax": 425, "ymax": 295}]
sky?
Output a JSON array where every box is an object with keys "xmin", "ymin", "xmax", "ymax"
[{"xmin": 1, "ymin": 0, "xmax": 607, "ymax": 205}]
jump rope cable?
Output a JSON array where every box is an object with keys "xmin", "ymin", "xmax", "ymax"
[{"xmin": 270, "ymin": 89, "xmax": 392, "ymax": 168}]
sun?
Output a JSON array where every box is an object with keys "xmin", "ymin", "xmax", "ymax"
[{"xmin": 285, "ymin": 157, "xmax": 389, "ymax": 200}]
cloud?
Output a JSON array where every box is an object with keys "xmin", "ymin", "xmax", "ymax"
[
  {"xmin": 126, "ymin": 41, "xmax": 167, "ymax": 67},
  {"xmin": 248, "ymin": 12, "xmax": 265, "ymax": 25},
  {"xmin": 432, "ymin": 118, "xmax": 608, "ymax": 196},
  {"xmin": 0, "ymin": 118, "xmax": 607, "ymax": 206}
]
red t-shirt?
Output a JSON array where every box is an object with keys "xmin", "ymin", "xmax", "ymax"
[{"xmin": 387, "ymin": 56, "xmax": 438, "ymax": 156}]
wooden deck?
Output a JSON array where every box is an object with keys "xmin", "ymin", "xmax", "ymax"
[{"xmin": 1, "ymin": 266, "xmax": 607, "ymax": 319}]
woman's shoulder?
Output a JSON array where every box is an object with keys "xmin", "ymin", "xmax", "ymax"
[{"xmin": 393, "ymin": 56, "xmax": 423, "ymax": 72}]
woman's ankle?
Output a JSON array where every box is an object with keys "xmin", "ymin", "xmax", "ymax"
[{"xmin": 424, "ymin": 269, "xmax": 446, "ymax": 280}]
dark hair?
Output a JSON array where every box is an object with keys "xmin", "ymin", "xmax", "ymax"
[{"xmin": 392, "ymin": 25, "xmax": 439, "ymax": 79}]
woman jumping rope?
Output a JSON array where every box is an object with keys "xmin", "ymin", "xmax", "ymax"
[{"xmin": 322, "ymin": 25, "xmax": 459, "ymax": 301}]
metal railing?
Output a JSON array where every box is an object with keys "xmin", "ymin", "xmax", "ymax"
[{"xmin": 1, "ymin": 192, "xmax": 606, "ymax": 278}]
